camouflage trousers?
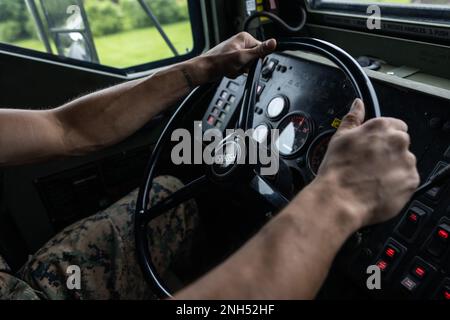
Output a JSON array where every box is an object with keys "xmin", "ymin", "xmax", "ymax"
[{"xmin": 0, "ymin": 176, "xmax": 198, "ymax": 300}]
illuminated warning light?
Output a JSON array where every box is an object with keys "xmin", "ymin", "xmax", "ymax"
[
  {"xmin": 376, "ymin": 260, "xmax": 388, "ymax": 271},
  {"xmin": 257, "ymin": 85, "xmax": 263, "ymax": 94},
  {"xmin": 437, "ymin": 229, "xmax": 449, "ymax": 240},
  {"xmin": 207, "ymin": 116, "xmax": 215, "ymax": 125},
  {"xmin": 444, "ymin": 291, "xmax": 450, "ymax": 300},
  {"xmin": 385, "ymin": 248, "xmax": 396, "ymax": 258},
  {"xmin": 408, "ymin": 213, "xmax": 418, "ymax": 222},
  {"xmin": 414, "ymin": 267, "xmax": 426, "ymax": 278}
]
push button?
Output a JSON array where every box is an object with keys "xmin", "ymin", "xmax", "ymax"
[
  {"xmin": 211, "ymin": 107, "xmax": 220, "ymax": 117},
  {"xmin": 412, "ymin": 266, "xmax": 427, "ymax": 279},
  {"xmin": 382, "ymin": 244, "xmax": 401, "ymax": 262},
  {"xmin": 207, "ymin": 116, "xmax": 215, "ymax": 125},
  {"xmin": 400, "ymin": 276, "xmax": 419, "ymax": 292},
  {"xmin": 410, "ymin": 259, "xmax": 432, "ymax": 280},
  {"xmin": 262, "ymin": 59, "xmax": 278, "ymax": 80},
  {"xmin": 373, "ymin": 238, "xmax": 406, "ymax": 278},
  {"xmin": 437, "ymin": 281, "xmax": 450, "ymax": 300},
  {"xmin": 385, "ymin": 246, "xmax": 398, "ymax": 259},
  {"xmin": 444, "ymin": 288, "xmax": 450, "ymax": 300},
  {"xmin": 396, "ymin": 202, "xmax": 431, "ymax": 241},
  {"xmin": 426, "ymin": 222, "xmax": 450, "ymax": 258},
  {"xmin": 376, "ymin": 259, "xmax": 389, "ymax": 272},
  {"xmin": 399, "ymin": 257, "xmax": 436, "ymax": 296},
  {"xmin": 434, "ymin": 278, "xmax": 450, "ymax": 300},
  {"xmin": 220, "ymin": 90, "xmax": 228, "ymax": 99}
]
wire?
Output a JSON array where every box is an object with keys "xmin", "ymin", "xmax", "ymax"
[{"xmin": 243, "ymin": 8, "xmax": 307, "ymax": 34}]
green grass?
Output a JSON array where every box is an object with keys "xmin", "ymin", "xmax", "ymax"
[{"xmin": 11, "ymin": 20, "xmax": 193, "ymax": 68}]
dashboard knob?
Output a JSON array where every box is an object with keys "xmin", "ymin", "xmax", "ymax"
[{"xmin": 262, "ymin": 59, "xmax": 278, "ymax": 79}]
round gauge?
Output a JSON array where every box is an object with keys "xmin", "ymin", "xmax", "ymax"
[
  {"xmin": 252, "ymin": 123, "xmax": 271, "ymax": 144},
  {"xmin": 275, "ymin": 112, "xmax": 314, "ymax": 157},
  {"xmin": 307, "ymin": 131, "xmax": 335, "ymax": 176},
  {"xmin": 266, "ymin": 96, "xmax": 288, "ymax": 119}
]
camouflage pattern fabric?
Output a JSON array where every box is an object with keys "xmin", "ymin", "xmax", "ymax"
[{"xmin": 0, "ymin": 176, "xmax": 198, "ymax": 300}]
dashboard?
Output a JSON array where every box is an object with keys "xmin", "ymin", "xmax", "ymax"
[{"xmin": 202, "ymin": 52, "xmax": 450, "ymax": 299}]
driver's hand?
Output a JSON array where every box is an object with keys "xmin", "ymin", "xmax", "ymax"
[
  {"xmin": 188, "ymin": 32, "xmax": 277, "ymax": 84},
  {"xmin": 316, "ymin": 99, "xmax": 420, "ymax": 227}
]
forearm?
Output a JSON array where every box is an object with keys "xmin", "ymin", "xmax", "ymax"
[
  {"xmin": 176, "ymin": 176, "xmax": 362, "ymax": 299},
  {"xmin": 54, "ymin": 57, "xmax": 211, "ymax": 156},
  {"xmin": 0, "ymin": 34, "xmax": 275, "ymax": 166}
]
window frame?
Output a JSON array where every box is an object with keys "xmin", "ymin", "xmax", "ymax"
[
  {"xmin": 307, "ymin": 0, "xmax": 450, "ymax": 45},
  {"xmin": 0, "ymin": 0, "xmax": 206, "ymax": 77}
]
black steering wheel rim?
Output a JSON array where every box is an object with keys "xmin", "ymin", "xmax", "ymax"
[{"xmin": 134, "ymin": 37, "xmax": 381, "ymax": 299}]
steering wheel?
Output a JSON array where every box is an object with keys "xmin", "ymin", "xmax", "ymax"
[{"xmin": 135, "ymin": 38, "xmax": 381, "ymax": 299}]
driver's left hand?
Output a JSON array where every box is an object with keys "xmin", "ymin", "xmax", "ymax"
[{"xmin": 186, "ymin": 32, "xmax": 277, "ymax": 85}]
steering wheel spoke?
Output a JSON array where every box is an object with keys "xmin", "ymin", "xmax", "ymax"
[
  {"xmin": 138, "ymin": 175, "xmax": 210, "ymax": 225},
  {"xmin": 249, "ymin": 173, "xmax": 289, "ymax": 210}
]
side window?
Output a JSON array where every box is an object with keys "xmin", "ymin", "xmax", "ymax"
[{"xmin": 0, "ymin": 0, "xmax": 195, "ymax": 69}]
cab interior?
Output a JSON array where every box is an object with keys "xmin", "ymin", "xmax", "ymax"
[{"xmin": 0, "ymin": 0, "xmax": 450, "ymax": 299}]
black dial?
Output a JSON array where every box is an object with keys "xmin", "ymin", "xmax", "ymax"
[
  {"xmin": 307, "ymin": 131, "xmax": 335, "ymax": 176},
  {"xmin": 275, "ymin": 112, "xmax": 313, "ymax": 157}
]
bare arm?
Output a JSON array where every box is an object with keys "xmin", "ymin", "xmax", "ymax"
[
  {"xmin": 0, "ymin": 33, "xmax": 276, "ymax": 166},
  {"xmin": 176, "ymin": 100, "xmax": 420, "ymax": 299},
  {"xmin": 0, "ymin": 66, "xmax": 192, "ymax": 165},
  {"xmin": 177, "ymin": 176, "xmax": 361, "ymax": 299}
]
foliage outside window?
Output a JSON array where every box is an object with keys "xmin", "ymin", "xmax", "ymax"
[{"xmin": 0, "ymin": 0, "xmax": 194, "ymax": 68}]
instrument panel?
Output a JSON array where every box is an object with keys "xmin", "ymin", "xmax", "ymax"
[
  {"xmin": 203, "ymin": 53, "xmax": 355, "ymax": 180},
  {"xmin": 203, "ymin": 52, "xmax": 450, "ymax": 299}
]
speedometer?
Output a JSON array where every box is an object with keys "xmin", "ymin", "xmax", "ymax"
[
  {"xmin": 274, "ymin": 112, "xmax": 313, "ymax": 157},
  {"xmin": 306, "ymin": 130, "xmax": 335, "ymax": 176}
]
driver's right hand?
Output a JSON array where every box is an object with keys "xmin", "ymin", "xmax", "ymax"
[{"xmin": 315, "ymin": 98, "xmax": 420, "ymax": 228}]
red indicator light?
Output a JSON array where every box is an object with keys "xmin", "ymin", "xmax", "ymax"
[
  {"xmin": 385, "ymin": 248, "xmax": 396, "ymax": 258},
  {"xmin": 408, "ymin": 213, "xmax": 418, "ymax": 222},
  {"xmin": 437, "ymin": 229, "xmax": 449, "ymax": 240},
  {"xmin": 444, "ymin": 291, "xmax": 450, "ymax": 300},
  {"xmin": 207, "ymin": 116, "xmax": 215, "ymax": 125},
  {"xmin": 377, "ymin": 260, "xmax": 388, "ymax": 271},
  {"xmin": 414, "ymin": 267, "xmax": 426, "ymax": 278}
]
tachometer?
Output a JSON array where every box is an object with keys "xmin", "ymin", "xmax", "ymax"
[
  {"xmin": 306, "ymin": 130, "xmax": 335, "ymax": 176},
  {"xmin": 275, "ymin": 112, "xmax": 313, "ymax": 157}
]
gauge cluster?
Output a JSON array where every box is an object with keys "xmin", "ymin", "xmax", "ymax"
[
  {"xmin": 203, "ymin": 53, "xmax": 355, "ymax": 181},
  {"xmin": 251, "ymin": 53, "xmax": 355, "ymax": 180}
]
